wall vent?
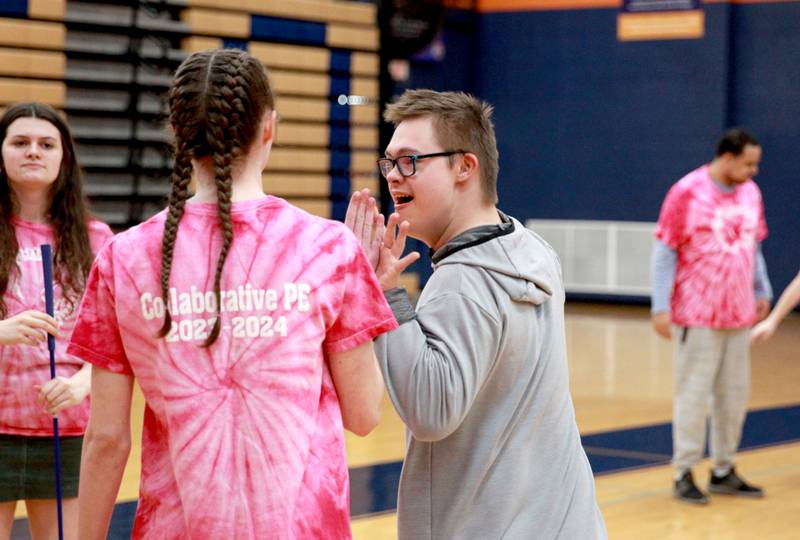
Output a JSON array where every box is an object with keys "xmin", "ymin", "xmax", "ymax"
[{"xmin": 525, "ymin": 219, "xmax": 655, "ymax": 296}]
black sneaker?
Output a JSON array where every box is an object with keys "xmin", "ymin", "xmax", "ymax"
[
  {"xmin": 673, "ymin": 471, "xmax": 709, "ymax": 504},
  {"xmin": 708, "ymin": 467, "xmax": 764, "ymax": 498}
]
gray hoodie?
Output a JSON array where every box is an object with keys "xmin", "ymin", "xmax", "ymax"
[{"xmin": 375, "ymin": 213, "xmax": 606, "ymax": 540}]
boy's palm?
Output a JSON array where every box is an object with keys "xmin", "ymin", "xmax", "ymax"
[{"xmin": 378, "ymin": 213, "xmax": 420, "ymax": 291}]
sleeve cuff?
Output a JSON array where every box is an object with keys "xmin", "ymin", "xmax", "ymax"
[
  {"xmin": 66, "ymin": 342, "xmax": 134, "ymax": 377},
  {"xmin": 383, "ymin": 287, "xmax": 417, "ymax": 325}
]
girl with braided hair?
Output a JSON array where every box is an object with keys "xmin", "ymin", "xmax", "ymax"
[
  {"xmin": 0, "ymin": 102, "xmax": 113, "ymax": 540},
  {"xmin": 68, "ymin": 49, "xmax": 396, "ymax": 539}
]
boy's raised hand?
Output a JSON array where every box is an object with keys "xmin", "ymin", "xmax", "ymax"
[
  {"xmin": 345, "ymin": 189, "xmax": 384, "ymax": 270},
  {"xmin": 378, "ymin": 213, "xmax": 420, "ymax": 291}
]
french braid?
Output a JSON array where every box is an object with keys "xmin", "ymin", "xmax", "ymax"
[{"xmin": 159, "ymin": 49, "xmax": 274, "ymax": 346}]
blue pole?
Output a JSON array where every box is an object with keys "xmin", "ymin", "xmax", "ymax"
[{"xmin": 40, "ymin": 244, "xmax": 64, "ymax": 540}]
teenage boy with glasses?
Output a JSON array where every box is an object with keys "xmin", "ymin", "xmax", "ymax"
[{"xmin": 346, "ymin": 89, "xmax": 606, "ymax": 540}]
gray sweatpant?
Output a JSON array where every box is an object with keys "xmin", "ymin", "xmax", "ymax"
[{"xmin": 672, "ymin": 326, "xmax": 750, "ymax": 474}]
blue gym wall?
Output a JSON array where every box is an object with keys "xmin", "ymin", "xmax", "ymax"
[{"xmin": 400, "ymin": 0, "xmax": 800, "ymax": 298}]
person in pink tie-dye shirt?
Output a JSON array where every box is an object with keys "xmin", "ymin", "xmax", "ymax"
[
  {"xmin": 68, "ymin": 49, "xmax": 397, "ymax": 540},
  {"xmin": 651, "ymin": 128, "xmax": 772, "ymax": 505},
  {"xmin": 0, "ymin": 102, "xmax": 113, "ymax": 540}
]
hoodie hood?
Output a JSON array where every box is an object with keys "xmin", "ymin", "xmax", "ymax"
[{"xmin": 432, "ymin": 212, "xmax": 559, "ymax": 305}]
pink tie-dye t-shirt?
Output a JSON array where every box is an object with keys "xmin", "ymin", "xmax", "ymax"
[
  {"xmin": 67, "ymin": 197, "xmax": 397, "ymax": 540},
  {"xmin": 0, "ymin": 217, "xmax": 113, "ymax": 436},
  {"xmin": 655, "ymin": 165, "xmax": 767, "ymax": 328}
]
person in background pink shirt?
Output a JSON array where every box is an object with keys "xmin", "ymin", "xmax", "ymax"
[
  {"xmin": 0, "ymin": 102, "xmax": 113, "ymax": 540},
  {"xmin": 651, "ymin": 128, "xmax": 771, "ymax": 505},
  {"xmin": 68, "ymin": 49, "xmax": 397, "ymax": 540}
]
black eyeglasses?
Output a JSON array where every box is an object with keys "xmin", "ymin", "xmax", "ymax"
[{"xmin": 377, "ymin": 150, "xmax": 468, "ymax": 178}]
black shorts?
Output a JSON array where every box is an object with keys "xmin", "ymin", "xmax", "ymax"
[{"xmin": 0, "ymin": 434, "xmax": 83, "ymax": 502}]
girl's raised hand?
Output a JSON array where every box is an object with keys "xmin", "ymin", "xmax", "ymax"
[
  {"xmin": 345, "ymin": 189, "xmax": 384, "ymax": 270},
  {"xmin": 0, "ymin": 310, "xmax": 59, "ymax": 346}
]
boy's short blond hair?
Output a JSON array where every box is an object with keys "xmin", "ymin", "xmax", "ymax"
[{"xmin": 384, "ymin": 89, "xmax": 499, "ymax": 205}]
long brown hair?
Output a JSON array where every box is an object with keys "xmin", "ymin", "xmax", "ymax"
[
  {"xmin": 159, "ymin": 48, "xmax": 275, "ymax": 346},
  {"xmin": 0, "ymin": 102, "xmax": 94, "ymax": 318}
]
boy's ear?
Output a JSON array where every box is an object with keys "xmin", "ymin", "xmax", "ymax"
[{"xmin": 456, "ymin": 152, "xmax": 479, "ymax": 183}]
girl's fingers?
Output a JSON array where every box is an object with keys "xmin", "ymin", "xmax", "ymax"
[
  {"xmin": 27, "ymin": 311, "xmax": 58, "ymax": 324},
  {"xmin": 25, "ymin": 312, "xmax": 60, "ymax": 336},
  {"xmin": 25, "ymin": 317, "xmax": 59, "ymax": 337},
  {"xmin": 347, "ymin": 189, "xmax": 378, "ymax": 248},
  {"xmin": 21, "ymin": 327, "xmax": 43, "ymax": 344},
  {"xmin": 39, "ymin": 379, "xmax": 64, "ymax": 403},
  {"xmin": 46, "ymin": 401, "xmax": 64, "ymax": 415},
  {"xmin": 39, "ymin": 378, "xmax": 56, "ymax": 395},
  {"xmin": 361, "ymin": 197, "xmax": 378, "ymax": 247},
  {"xmin": 353, "ymin": 198, "xmax": 367, "ymax": 243},
  {"xmin": 45, "ymin": 384, "xmax": 68, "ymax": 404},
  {"xmin": 344, "ymin": 190, "xmax": 362, "ymax": 229}
]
